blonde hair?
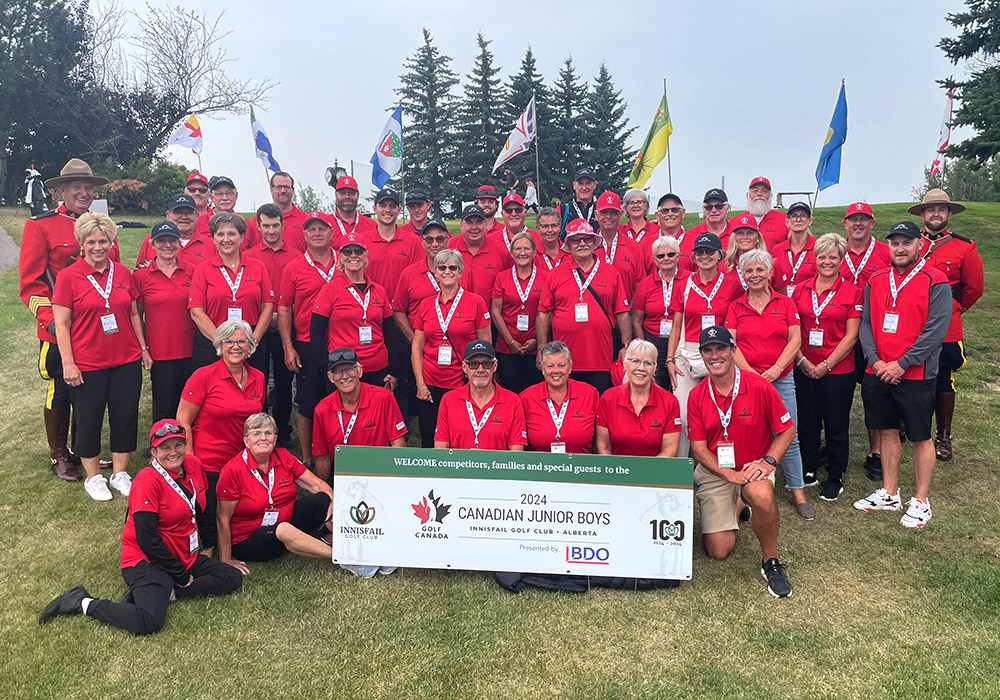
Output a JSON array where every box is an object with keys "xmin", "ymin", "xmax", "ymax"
[
  {"xmin": 814, "ymin": 232, "xmax": 847, "ymax": 259},
  {"xmin": 725, "ymin": 227, "xmax": 765, "ymax": 271},
  {"xmin": 74, "ymin": 212, "xmax": 117, "ymax": 246}
]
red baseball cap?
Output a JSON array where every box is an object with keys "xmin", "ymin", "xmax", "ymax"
[
  {"xmin": 502, "ymin": 193, "xmax": 524, "ymax": 208},
  {"xmin": 844, "ymin": 202, "xmax": 874, "ymax": 219},
  {"xmin": 730, "ymin": 214, "xmax": 759, "ymax": 232},
  {"xmin": 476, "ymin": 185, "xmax": 499, "ymax": 199},
  {"xmin": 596, "ymin": 191, "xmax": 622, "ymax": 212},
  {"xmin": 748, "ymin": 176, "xmax": 771, "ymax": 189},
  {"xmin": 303, "ymin": 211, "xmax": 331, "ymax": 228},
  {"xmin": 186, "ymin": 173, "xmax": 209, "ymax": 186},
  {"xmin": 339, "ymin": 232, "xmax": 368, "ymax": 251},
  {"xmin": 149, "ymin": 419, "xmax": 185, "ymax": 448},
  {"xmin": 335, "ymin": 176, "xmax": 359, "ymax": 191}
]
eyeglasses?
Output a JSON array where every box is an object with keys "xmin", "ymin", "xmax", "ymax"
[
  {"xmin": 787, "ymin": 214, "xmax": 810, "ymax": 221},
  {"xmin": 186, "ymin": 187, "xmax": 208, "ymax": 194},
  {"xmin": 733, "ymin": 230, "xmax": 758, "ymax": 237},
  {"xmin": 658, "ymin": 207, "xmax": 683, "ymax": 214},
  {"xmin": 271, "ymin": 185, "xmax": 294, "ymax": 190},
  {"xmin": 626, "ymin": 200, "xmax": 646, "ymax": 206},
  {"xmin": 625, "ymin": 358, "xmax": 656, "ymax": 369},
  {"xmin": 423, "ymin": 235, "xmax": 449, "ymax": 244},
  {"xmin": 248, "ymin": 429, "xmax": 277, "ymax": 438},
  {"xmin": 704, "ymin": 203, "xmax": 726, "ymax": 211},
  {"xmin": 503, "ymin": 207, "xmax": 524, "ymax": 214},
  {"xmin": 222, "ymin": 338, "xmax": 248, "ymax": 348},
  {"xmin": 654, "ymin": 252, "xmax": 678, "ymax": 259},
  {"xmin": 340, "ymin": 246, "xmax": 365, "ymax": 256},
  {"xmin": 436, "ymin": 264, "xmax": 460, "ymax": 272},
  {"xmin": 465, "ymin": 359, "xmax": 495, "ymax": 369},
  {"xmin": 152, "ymin": 423, "xmax": 183, "ymax": 438}
]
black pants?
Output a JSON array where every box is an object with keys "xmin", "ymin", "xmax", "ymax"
[
  {"xmin": 642, "ymin": 331, "xmax": 672, "ymax": 391},
  {"xmin": 150, "ymin": 357, "xmax": 192, "ymax": 422},
  {"xmin": 571, "ymin": 370, "xmax": 612, "ymax": 394},
  {"xmin": 497, "ymin": 352, "xmax": 542, "ymax": 394},
  {"xmin": 192, "ymin": 333, "xmax": 266, "ymax": 374},
  {"xmin": 201, "ymin": 471, "xmax": 221, "ymax": 549},
  {"xmin": 794, "ymin": 368, "xmax": 855, "ymax": 481},
  {"xmin": 87, "ymin": 556, "xmax": 242, "ymax": 636},
  {"xmin": 415, "ymin": 385, "xmax": 450, "ymax": 448},
  {"xmin": 39, "ymin": 341, "xmax": 71, "ymax": 411},
  {"xmin": 231, "ymin": 492, "xmax": 331, "ymax": 561},
  {"xmin": 262, "ymin": 330, "xmax": 293, "ymax": 441},
  {"xmin": 69, "ymin": 361, "xmax": 142, "ymax": 458},
  {"xmin": 292, "ymin": 339, "xmax": 325, "ymax": 418},
  {"xmin": 936, "ymin": 341, "xmax": 966, "ymax": 393}
]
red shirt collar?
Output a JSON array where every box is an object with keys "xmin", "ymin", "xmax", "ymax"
[
  {"xmin": 330, "ymin": 383, "xmax": 372, "ymax": 412},
  {"xmin": 613, "ymin": 382, "xmax": 660, "ymax": 409},
  {"xmin": 458, "ymin": 382, "xmax": 504, "ymax": 411}
]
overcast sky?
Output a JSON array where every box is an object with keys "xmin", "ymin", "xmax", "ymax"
[{"xmin": 115, "ymin": 0, "xmax": 969, "ymax": 213}]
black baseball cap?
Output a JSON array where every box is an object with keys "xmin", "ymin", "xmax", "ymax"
[
  {"xmin": 461, "ymin": 204, "xmax": 486, "ymax": 221},
  {"xmin": 692, "ymin": 233, "xmax": 723, "ymax": 252},
  {"xmin": 150, "ymin": 221, "xmax": 181, "ymax": 241},
  {"xmin": 422, "ymin": 219, "xmax": 449, "ymax": 235},
  {"xmin": 574, "ymin": 167, "xmax": 596, "ymax": 182},
  {"xmin": 657, "ymin": 193, "xmax": 683, "ymax": 208},
  {"xmin": 405, "ymin": 188, "xmax": 430, "ymax": 205},
  {"xmin": 374, "ymin": 188, "xmax": 400, "ymax": 206},
  {"xmin": 464, "ymin": 339, "xmax": 496, "ymax": 360},
  {"xmin": 327, "ymin": 347, "xmax": 360, "ymax": 370},
  {"xmin": 787, "ymin": 201, "xmax": 811, "ymax": 217},
  {"xmin": 698, "ymin": 325, "xmax": 735, "ymax": 349},
  {"xmin": 210, "ymin": 176, "xmax": 236, "ymax": 190},
  {"xmin": 703, "ymin": 188, "xmax": 728, "ymax": 203},
  {"xmin": 166, "ymin": 193, "xmax": 197, "ymax": 212},
  {"xmin": 887, "ymin": 220, "xmax": 921, "ymax": 240}
]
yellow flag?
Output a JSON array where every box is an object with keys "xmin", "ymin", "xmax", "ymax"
[{"xmin": 627, "ymin": 93, "xmax": 673, "ymax": 188}]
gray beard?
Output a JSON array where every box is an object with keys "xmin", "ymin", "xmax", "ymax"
[{"xmin": 746, "ymin": 199, "xmax": 770, "ymax": 217}]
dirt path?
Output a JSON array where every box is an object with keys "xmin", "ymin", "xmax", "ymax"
[{"xmin": 0, "ymin": 222, "xmax": 18, "ymax": 279}]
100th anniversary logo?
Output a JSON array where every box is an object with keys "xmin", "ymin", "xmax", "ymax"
[{"xmin": 341, "ymin": 501, "xmax": 384, "ymax": 540}]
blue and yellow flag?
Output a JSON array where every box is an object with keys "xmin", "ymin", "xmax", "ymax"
[
  {"xmin": 815, "ymin": 81, "xmax": 847, "ymax": 192},
  {"xmin": 628, "ymin": 92, "xmax": 673, "ymax": 188}
]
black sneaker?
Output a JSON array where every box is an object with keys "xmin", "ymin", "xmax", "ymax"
[
  {"xmin": 761, "ymin": 558, "xmax": 792, "ymax": 598},
  {"xmin": 739, "ymin": 505, "xmax": 752, "ymax": 522},
  {"xmin": 819, "ymin": 479, "xmax": 844, "ymax": 502},
  {"xmin": 864, "ymin": 453, "xmax": 883, "ymax": 481},
  {"xmin": 802, "ymin": 471, "xmax": 819, "ymax": 488},
  {"xmin": 39, "ymin": 585, "xmax": 90, "ymax": 624}
]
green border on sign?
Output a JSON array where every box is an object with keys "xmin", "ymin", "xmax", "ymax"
[{"xmin": 335, "ymin": 446, "xmax": 693, "ymax": 488}]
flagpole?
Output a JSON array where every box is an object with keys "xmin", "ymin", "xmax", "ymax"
[
  {"xmin": 532, "ymin": 91, "xmax": 541, "ymax": 208},
  {"xmin": 197, "ymin": 153, "xmax": 203, "ymax": 174},
  {"xmin": 663, "ymin": 78, "xmax": 672, "ymax": 193}
]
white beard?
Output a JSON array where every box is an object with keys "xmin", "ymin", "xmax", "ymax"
[{"xmin": 746, "ymin": 198, "xmax": 771, "ymax": 217}]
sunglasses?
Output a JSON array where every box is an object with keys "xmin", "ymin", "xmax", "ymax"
[
  {"xmin": 340, "ymin": 246, "xmax": 366, "ymax": 256},
  {"xmin": 704, "ymin": 203, "xmax": 727, "ymax": 211},
  {"xmin": 422, "ymin": 235, "xmax": 449, "ymax": 244},
  {"xmin": 222, "ymin": 338, "xmax": 248, "ymax": 348},
  {"xmin": 186, "ymin": 187, "xmax": 209, "ymax": 194},
  {"xmin": 152, "ymin": 423, "xmax": 183, "ymax": 438},
  {"xmin": 654, "ymin": 252, "xmax": 678, "ymax": 259},
  {"xmin": 658, "ymin": 207, "xmax": 683, "ymax": 214},
  {"xmin": 465, "ymin": 359, "xmax": 495, "ymax": 369},
  {"xmin": 503, "ymin": 207, "xmax": 524, "ymax": 214},
  {"xmin": 436, "ymin": 264, "xmax": 460, "ymax": 272}
]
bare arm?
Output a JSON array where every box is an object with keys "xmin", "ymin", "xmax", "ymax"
[
  {"xmin": 595, "ymin": 425, "xmax": 612, "ymax": 455},
  {"xmin": 277, "ymin": 305, "xmax": 300, "ymax": 373},
  {"xmin": 393, "ymin": 310, "xmax": 415, "ymax": 344},
  {"xmin": 176, "ymin": 399, "xmax": 200, "ymax": 456},
  {"xmin": 491, "ymin": 297, "xmax": 517, "ymax": 351},
  {"xmin": 53, "ymin": 304, "xmax": 81, "ymax": 386},
  {"xmin": 189, "ymin": 307, "xmax": 216, "ymax": 342},
  {"xmin": 411, "ymin": 330, "xmax": 431, "ymax": 402},
  {"xmin": 253, "ymin": 302, "xmax": 274, "ymax": 343},
  {"xmin": 215, "ymin": 499, "xmax": 249, "ymax": 575},
  {"xmin": 629, "ymin": 307, "xmax": 645, "ymax": 340},
  {"xmin": 656, "ymin": 431, "xmax": 680, "ymax": 458},
  {"xmin": 131, "ymin": 300, "xmax": 152, "ymax": 370}
]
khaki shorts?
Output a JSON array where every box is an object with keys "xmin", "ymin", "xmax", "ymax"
[{"xmin": 694, "ymin": 463, "xmax": 775, "ymax": 534}]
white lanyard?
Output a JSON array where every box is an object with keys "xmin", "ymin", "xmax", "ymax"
[
  {"xmin": 218, "ymin": 265, "xmax": 244, "ymax": 303},
  {"xmin": 424, "ymin": 270, "xmax": 441, "ymax": 293},
  {"xmin": 347, "ymin": 284, "xmax": 371, "ymax": 322},
  {"xmin": 811, "ymin": 287, "xmax": 837, "ymax": 326},
  {"xmin": 661, "ymin": 274, "xmax": 676, "ymax": 315},
  {"xmin": 545, "ymin": 397, "xmax": 569, "ymax": 440},
  {"xmin": 845, "ymin": 238, "xmax": 875, "ymax": 284},
  {"xmin": 435, "ymin": 288, "xmax": 464, "ymax": 339},
  {"xmin": 603, "ymin": 233, "xmax": 619, "ymax": 265},
  {"xmin": 708, "ymin": 367, "xmax": 741, "ymax": 441},
  {"xmin": 735, "ymin": 265, "xmax": 747, "ymax": 290},
  {"xmin": 889, "ymin": 260, "xmax": 925, "ymax": 308},
  {"xmin": 786, "ymin": 247, "xmax": 809, "ymax": 283},
  {"xmin": 86, "ymin": 263, "xmax": 115, "ymax": 311},
  {"xmin": 334, "ymin": 211, "xmax": 359, "ymax": 239},
  {"xmin": 541, "ymin": 251, "xmax": 561, "ymax": 271},
  {"xmin": 689, "ymin": 272, "xmax": 725, "ymax": 310},
  {"xmin": 337, "ymin": 409, "xmax": 359, "ymax": 445},
  {"xmin": 631, "ymin": 224, "xmax": 647, "ymax": 243},
  {"xmin": 675, "ymin": 229, "xmax": 686, "ymax": 246},
  {"xmin": 573, "ymin": 259, "xmax": 601, "ymax": 301},
  {"xmin": 151, "ymin": 460, "xmax": 196, "ymax": 519},
  {"xmin": 465, "ymin": 401, "xmax": 495, "ymax": 448},
  {"xmin": 512, "ymin": 265, "xmax": 537, "ymax": 309},
  {"xmin": 572, "ymin": 201, "xmax": 594, "ymax": 221},
  {"xmin": 243, "ymin": 449, "xmax": 275, "ymax": 507},
  {"xmin": 304, "ymin": 251, "xmax": 335, "ymax": 283}
]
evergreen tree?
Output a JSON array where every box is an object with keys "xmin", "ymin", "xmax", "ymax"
[
  {"xmin": 396, "ymin": 28, "xmax": 460, "ymax": 215},
  {"xmin": 549, "ymin": 56, "xmax": 588, "ymax": 194},
  {"xmin": 581, "ymin": 63, "xmax": 636, "ymax": 192},
  {"xmin": 454, "ymin": 33, "xmax": 505, "ymax": 203},
  {"xmin": 503, "ymin": 47, "xmax": 557, "ymax": 205}
]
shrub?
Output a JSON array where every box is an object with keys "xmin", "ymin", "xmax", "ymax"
[{"xmin": 103, "ymin": 178, "xmax": 147, "ymax": 213}]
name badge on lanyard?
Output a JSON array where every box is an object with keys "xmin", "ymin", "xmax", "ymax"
[
  {"xmin": 244, "ymin": 450, "xmax": 278, "ymax": 527},
  {"xmin": 348, "ymin": 285, "xmax": 372, "ymax": 345},
  {"xmin": 574, "ymin": 303, "xmax": 589, "ymax": 323},
  {"xmin": 151, "ymin": 460, "xmax": 199, "ymax": 553},
  {"xmin": 709, "ymin": 368, "xmax": 741, "ymax": 468},
  {"xmin": 516, "ymin": 315, "xmax": 530, "ymax": 332},
  {"xmin": 101, "ymin": 313, "xmax": 119, "ymax": 334},
  {"xmin": 546, "ymin": 396, "xmax": 569, "ymax": 453},
  {"xmin": 228, "ymin": 307, "xmax": 243, "ymax": 321},
  {"xmin": 437, "ymin": 345, "xmax": 453, "ymax": 365},
  {"xmin": 359, "ymin": 326, "xmax": 373, "ymax": 345},
  {"xmin": 717, "ymin": 442, "xmax": 737, "ymax": 470},
  {"xmin": 435, "ymin": 289, "xmax": 463, "ymax": 364},
  {"xmin": 701, "ymin": 314, "xmax": 715, "ymax": 329},
  {"xmin": 659, "ymin": 319, "xmax": 673, "ymax": 337},
  {"xmin": 87, "ymin": 264, "xmax": 118, "ymax": 334},
  {"xmin": 659, "ymin": 275, "xmax": 675, "ymax": 338},
  {"xmin": 809, "ymin": 329, "xmax": 824, "ymax": 347},
  {"xmin": 884, "ymin": 260, "xmax": 923, "ymax": 334},
  {"xmin": 572, "ymin": 262, "xmax": 600, "ymax": 323},
  {"xmin": 466, "ymin": 401, "xmax": 495, "ymax": 448},
  {"xmin": 220, "ymin": 265, "xmax": 244, "ymax": 322},
  {"xmin": 882, "ymin": 313, "xmax": 899, "ymax": 333}
]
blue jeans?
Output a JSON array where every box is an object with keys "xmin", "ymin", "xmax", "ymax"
[{"xmin": 773, "ymin": 373, "xmax": 804, "ymax": 489}]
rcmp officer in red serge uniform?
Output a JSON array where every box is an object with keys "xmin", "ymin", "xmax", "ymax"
[
  {"xmin": 18, "ymin": 158, "xmax": 119, "ymax": 482},
  {"xmin": 910, "ymin": 189, "xmax": 984, "ymax": 461},
  {"xmin": 854, "ymin": 221, "xmax": 951, "ymax": 529}
]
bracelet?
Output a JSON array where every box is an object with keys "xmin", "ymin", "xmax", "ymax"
[
  {"xmin": 795, "ymin": 356, "xmax": 805, "ymax": 366},
  {"xmin": 666, "ymin": 358, "xmax": 676, "ymax": 364},
  {"xmin": 822, "ymin": 359, "xmax": 831, "ymax": 371},
  {"xmin": 141, "ymin": 346, "xmax": 150, "ymax": 351}
]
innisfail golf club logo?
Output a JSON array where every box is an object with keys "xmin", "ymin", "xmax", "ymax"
[
  {"xmin": 411, "ymin": 489, "xmax": 451, "ymax": 525},
  {"xmin": 350, "ymin": 501, "xmax": 376, "ymax": 525}
]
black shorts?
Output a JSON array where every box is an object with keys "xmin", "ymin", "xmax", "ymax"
[
  {"xmin": 230, "ymin": 492, "xmax": 330, "ymax": 562},
  {"xmin": 293, "ymin": 339, "xmax": 326, "ymax": 418},
  {"xmin": 936, "ymin": 341, "xmax": 967, "ymax": 393},
  {"xmin": 861, "ymin": 374, "xmax": 935, "ymax": 442}
]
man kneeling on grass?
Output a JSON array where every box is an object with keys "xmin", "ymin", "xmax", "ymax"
[{"xmin": 687, "ymin": 326, "xmax": 796, "ymax": 598}]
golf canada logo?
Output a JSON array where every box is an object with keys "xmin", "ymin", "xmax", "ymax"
[
  {"xmin": 340, "ymin": 500, "xmax": 383, "ymax": 540},
  {"xmin": 411, "ymin": 489, "xmax": 450, "ymax": 539},
  {"xmin": 350, "ymin": 501, "xmax": 376, "ymax": 525}
]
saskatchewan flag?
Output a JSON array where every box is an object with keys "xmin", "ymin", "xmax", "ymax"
[{"xmin": 627, "ymin": 93, "xmax": 673, "ymax": 188}]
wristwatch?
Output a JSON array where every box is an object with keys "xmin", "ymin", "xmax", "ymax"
[{"xmin": 762, "ymin": 456, "xmax": 777, "ymax": 467}]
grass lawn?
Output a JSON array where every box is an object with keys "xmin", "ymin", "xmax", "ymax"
[{"xmin": 1, "ymin": 203, "xmax": 999, "ymax": 699}]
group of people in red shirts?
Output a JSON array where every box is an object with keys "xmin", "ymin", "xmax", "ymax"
[{"xmin": 25, "ymin": 160, "xmax": 983, "ymax": 628}]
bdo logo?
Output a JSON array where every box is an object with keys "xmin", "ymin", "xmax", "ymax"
[
  {"xmin": 350, "ymin": 501, "xmax": 376, "ymax": 525},
  {"xmin": 566, "ymin": 546, "xmax": 610, "ymax": 564}
]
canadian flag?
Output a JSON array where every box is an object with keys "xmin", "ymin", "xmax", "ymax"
[
  {"xmin": 167, "ymin": 114, "xmax": 203, "ymax": 155},
  {"xmin": 929, "ymin": 91, "xmax": 952, "ymax": 179}
]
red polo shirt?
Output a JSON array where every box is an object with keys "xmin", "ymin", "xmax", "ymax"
[
  {"xmin": 188, "ymin": 253, "xmax": 274, "ymax": 326},
  {"xmin": 216, "ymin": 448, "xmax": 307, "ymax": 545},
  {"xmin": 277, "ymin": 252, "xmax": 337, "ymax": 343},
  {"xmin": 747, "ymin": 209, "xmax": 788, "ymax": 250},
  {"xmin": 675, "ymin": 271, "xmax": 745, "ymax": 342},
  {"xmin": 633, "ymin": 271, "xmax": 686, "ymax": 337},
  {"xmin": 329, "ymin": 211, "xmax": 377, "ymax": 248},
  {"xmin": 688, "ymin": 370, "xmax": 794, "ymax": 470},
  {"xmin": 312, "ymin": 276, "xmax": 392, "ymax": 372},
  {"xmin": 491, "ymin": 264, "xmax": 548, "ymax": 353},
  {"xmin": 724, "ymin": 292, "xmax": 800, "ymax": 379},
  {"xmin": 434, "ymin": 383, "xmax": 527, "ymax": 449},
  {"xmin": 619, "ymin": 220, "xmax": 660, "ymax": 245},
  {"xmin": 398, "ymin": 221, "xmax": 431, "ymax": 237},
  {"xmin": 490, "ymin": 226, "xmax": 538, "ymax": 253},
  {"xmin": 597, "ymin": 231, "xmax": 650, "ymax": 293},
  {"xmin": 411, "ymin": 289, "xmax": 490, "ymax": 388},
  {"xmin": 840, "ymin": 237, "xmax": 891, "ymax": 289},
  {"xmin": 771, "ymin": 236, "xmax": 816, "ymax": 295},
  {"xmin": 278, "ymin": 206, "xmax": 309, "ymax": 252},
  {"xmin": 919, "ymin": 229, "xmax": 984, "ymax": 342},
  {"xmin": 866, "ymin": 262, "xmax": 950, "ymax": 380},
  {"xmin": 244, "ymin": 242, "xmax": 296, "ymax": 292},
  {"xmin": 664, "ymin": 229, "xmax": 694, "ymax": 273},
  {"xmin": 792, "ymin": 276, "xmax": 862, "ymax": 374},
  {"xmin": 362, "ymin": 226, "xmax": 424, "ymax": 292},
  {"xmin": 520, "ymin": 379, "xmax": 599, "ymax": 453},
  {"xmin": 181, "ymin": 359, "xmax": 265, "ymax": 471},
  {"xmin": 195, "ymin": 212, "xmax": 260, "ymax": 250},
  {"xmin": 136, "ymin": 232, "xmax": 214, "ymax": 269},
  {"xmin": 120, "ymin": 456, "xmax": 207, "ymax": 571},
  {"xmin": 686, "ymin": 220, "xmax": 733, "ymax": 259},
  {"xmin": 392, "ymin": 259, "xmax": 439, "ymax": 319},
  {"xmin": 596, "ymin": 382, "xmax": 681, "ymax": 457},
  {"xmin": 312, "ymin": 383, "xmax": 407, "ymax": 456},
  {"xmin": 530, "ymin": 232, "xmax": 569, "ymax": 272},
  {"xmin": 132, "ymin": 260, "xmax": 196, "ymax": 361},
  {"xmin": 449, "ymin": 234, "xmax": 514, "ymax": 300},
  {"xmin": 51, "ymin": 258, "xmax": 141, "ymax": 371}
]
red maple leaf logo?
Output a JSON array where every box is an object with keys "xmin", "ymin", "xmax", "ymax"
[{"xmin": 411, "ymin": 497, "xmax": 431, "ymax": 524}]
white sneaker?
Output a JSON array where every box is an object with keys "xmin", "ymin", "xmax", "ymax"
[
  {"xmin": 109, "ymin": 471, "xmax": 132, "ymax": 497},
  {"xmin": 84, "ymin": 474, "xmax": 113, "ymax": 502},
  {"xmin": 900, "ymin": 497, "xmax": 932, "ymax": 528},
  {"xmin": 853, "ymin": 487, "xmax": 901, "ymax": 512}
]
